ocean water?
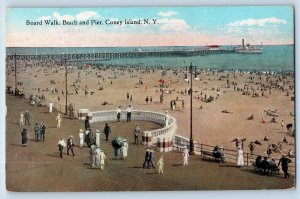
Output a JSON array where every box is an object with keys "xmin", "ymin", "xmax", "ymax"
[{"xmin": 6, "ymin": 45, "xmax": 294, "ymax": 71}]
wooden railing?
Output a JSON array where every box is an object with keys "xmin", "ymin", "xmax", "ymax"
[{"xmin": 173, "ymin": 134, "xmax": 295, "ymax": 173}]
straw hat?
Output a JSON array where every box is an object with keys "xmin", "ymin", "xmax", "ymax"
[{"xmin": 124, "ymin": 139, "xmax": 127, "ymax": 142}]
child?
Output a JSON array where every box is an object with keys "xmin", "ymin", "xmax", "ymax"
[{"xmin": 157, "ymin": 156, "xmax": 164, "ymax": 174}]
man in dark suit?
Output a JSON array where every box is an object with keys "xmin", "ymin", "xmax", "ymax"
[
  {"xmin": 278, "ymin": 155, "xmax": 292, "ymax": 178},
  {"xmin": 85, "ymin": 116, "xmax": 90, "ymax": 130},
  {"xmin": 67, "ymin": 135, "xmax": 75, "ymax": 156},
  {"xmin": 143, "ymin": 149, "xmax": 150, "ymax": 168},
  {"xmin": 103, "ymin": 123, "xmax": 111, "ymax": 141},
  {"xmin": 40, "ymin": 123, "xmax": 46, "ymax": 141}
]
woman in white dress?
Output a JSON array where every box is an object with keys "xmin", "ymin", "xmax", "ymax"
[
  {"xmin": 95, "ymin": 147, "xmax": 101, "ymax": 166},
  {"xmin": 182, "ymin": 146, "xmax": 189, "ymax": 166},
  {"xmin": 236, "ymin": 147, "xmax": 244, "ymax": 167},
  {"xmin": 121, "ymin": 139, "xmax": 129, "ymax": 160},
  {"xmin": 99, "ymin": 150, "xmax": 106, "ymax": 170},
  {"xmin": 95, "ymin": 130, "xmax": 101, "ymax": 147},
  {"xmin": 79, "ymin": 129, "xmax": 84, "ymax": 148}
]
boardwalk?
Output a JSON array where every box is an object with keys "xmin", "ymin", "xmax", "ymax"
[{"xmin": 6, "ymin": 95, "xmax": 294, "ymax": 191}]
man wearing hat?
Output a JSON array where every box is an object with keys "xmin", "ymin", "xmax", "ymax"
[
  {"xmin": 40, "ymin": 123, "xmax": 46, "ymax": 142},
  {"xmin": 126, "ymin": 105, "xmax": 132, "ymax": 122},
  {"xmin": 24, "ymin": 110, "xmax": 31, "ymax": 126},
  {"xmin": 56, "ymin": 113, "xmax": 62, "ymax": 128},
  {"xmin": 116, "ymin": 106, "xmax": 121, "ymax": 122},
  {"xmin": 79, "ymin": 129, "xmax": 84, "ymax": 148},
  {"xmin": 143, "ymin": 149, "xmax": 150, "ymax": 168},
  {"xmin": 57, "ymin": 138, "xmax": 66, "ymax": 158},
  {"xmin": 34, "ymin": 123, "xmax": 40, "ymax": 141},
  {"xmin": 134, "ymin": 124, "xmax": 141, "ymax": 145},
  {"xmin": 148, "ymin": 150, "xmax": 155, "ymax": 169},
  {"xmin": 278, "ymin": 155, "xmax": 292, "ymax": 178},
  {"xmin": 67, "ymin": 135, "xmax": 75, "ymax": 156},
  {"xmin": 103, "ymin": 123, "xmax": 111, "ymax": 141},
  {"xmin": 121, "ymin": 139, "xmax": 129, "ymax": 160}
]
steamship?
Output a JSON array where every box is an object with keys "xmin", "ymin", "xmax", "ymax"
[{"xmin": 234, "ymin": 39, "xmax": 263, "ymax": 54}]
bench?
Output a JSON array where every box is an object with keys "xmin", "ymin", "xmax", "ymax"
[
  {"xmin": 201, "ymin": 150, "xmax": 222, "ymax": 162},
  {"xmin": 253, "ymin": 163, "xmax": 280, "ymax": 176}
]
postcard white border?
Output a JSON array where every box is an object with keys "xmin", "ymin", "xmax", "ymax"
[{"xmin": 0, "ymin": 0, "xmax": 299, "ymax": 199}]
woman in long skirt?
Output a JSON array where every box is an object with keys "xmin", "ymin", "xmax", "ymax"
[
  {"xmin": 121, "ymin": 139, "xmax": 128, "ymax": 160},
  {"xmin": 99, "ymin": 150, "xmax": 106, "ymax": 170},
  {"xmin": 21, "ymin": 128, "xmax": 28, "ymax": 147},
  {"xmin": 79, "ymin": 129, "xmax": 84, "ymax": 148},
  {"xmin": 95, "ymin": 147, "xmax": 101, "ymax": 166},
  {"xmin": 237, "ymin": 147, "xmax": 244, "ymax": 167},
  {"xmin": 95, "ymin": 130, "xmax": 100, "ymax": 147}
]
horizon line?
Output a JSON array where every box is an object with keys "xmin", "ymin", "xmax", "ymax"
[{"xmin": 6, "ymin": 43, "xmax": 294, "ymax": 48}]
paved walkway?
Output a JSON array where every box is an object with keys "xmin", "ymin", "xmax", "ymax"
[{"xmin": 6, "ymin": 95, "xmax": 295, "ymax": 191}]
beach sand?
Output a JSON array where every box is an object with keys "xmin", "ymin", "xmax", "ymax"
[{"xmin": 6, "ymin": 59, "xmax": 295, "ymax": 160}]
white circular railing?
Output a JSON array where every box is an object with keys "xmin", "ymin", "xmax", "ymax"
[{"xmin": 88, "ymin": 109, "xmax": 177, "ymax": 152}]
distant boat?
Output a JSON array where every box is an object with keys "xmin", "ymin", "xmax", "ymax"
[
  {"xmin": 234, "ymin": 39, "xmax": 263, "ymax": 54},
  {"xmin": 135, "ymin": 48, "xmax": 142, "ymax": 52}
]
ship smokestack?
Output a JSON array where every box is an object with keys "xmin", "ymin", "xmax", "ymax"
[{"xmin": 242, "ymin": 39, "xmax": 245, "ymax": 47}]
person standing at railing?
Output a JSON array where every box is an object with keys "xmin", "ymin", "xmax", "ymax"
[
  {"xmin": 165, "ymin": 111, "xmax": 169, "ymax": 127},
  {"xmin": 236, "ymin": 147, "xmax": 244, "ymax": 167},
  {"xmin": 116, "ymin": 106, "xmax": 121, "ymax": 122},
  {"xmin": 248, "ymin": 142, "xmax": 255, "ymax": 155},
  {"xmin": 126, "ymin": 105, "xmax": 132, "ymax": 122}
]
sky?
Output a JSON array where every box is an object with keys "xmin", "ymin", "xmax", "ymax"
[{"xmin": 6, "ymin": 6, "xmax": 294, "ymax": 47}]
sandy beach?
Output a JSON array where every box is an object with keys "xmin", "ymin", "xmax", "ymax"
[{"xmin": 6, "ymin": 59, "xmax": 295, "ymax": 160}]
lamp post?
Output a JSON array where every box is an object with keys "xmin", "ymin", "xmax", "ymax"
[
  {"xmin": 62, "ymin": 52, "xmax": 68, "ymax": 115},
  {"xmin": 189, "ymin": 62, "xmax": 195, "ymax": 155},
  {"xmin": 185, "ymin": 65, "xmax": 188, "ymax": 79},
  {"xmin": 14, "ymin": 53, "xmax": 17, "ymax": 95}
]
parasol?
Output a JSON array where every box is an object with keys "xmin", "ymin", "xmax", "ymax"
[
  {"xmin": 158, "ymin": 79, "xmax": 164, "ymax": 83},
  {"xmin": 111, "ymin": 136, "xmax": 124, "ymax": 149}
]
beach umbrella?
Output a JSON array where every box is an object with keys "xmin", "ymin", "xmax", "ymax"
[
  {"xmin": 111, "ymin": 136, "xmax": 124, "ymax": 149},
  {"xmin": 158, "ymin": 79, "xmax": 164, "ymax": 83}
]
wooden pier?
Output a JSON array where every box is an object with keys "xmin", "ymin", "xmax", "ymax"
[{"xmin": 6, "ymin": 48, "xmax": 235, "ymax": 61}]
